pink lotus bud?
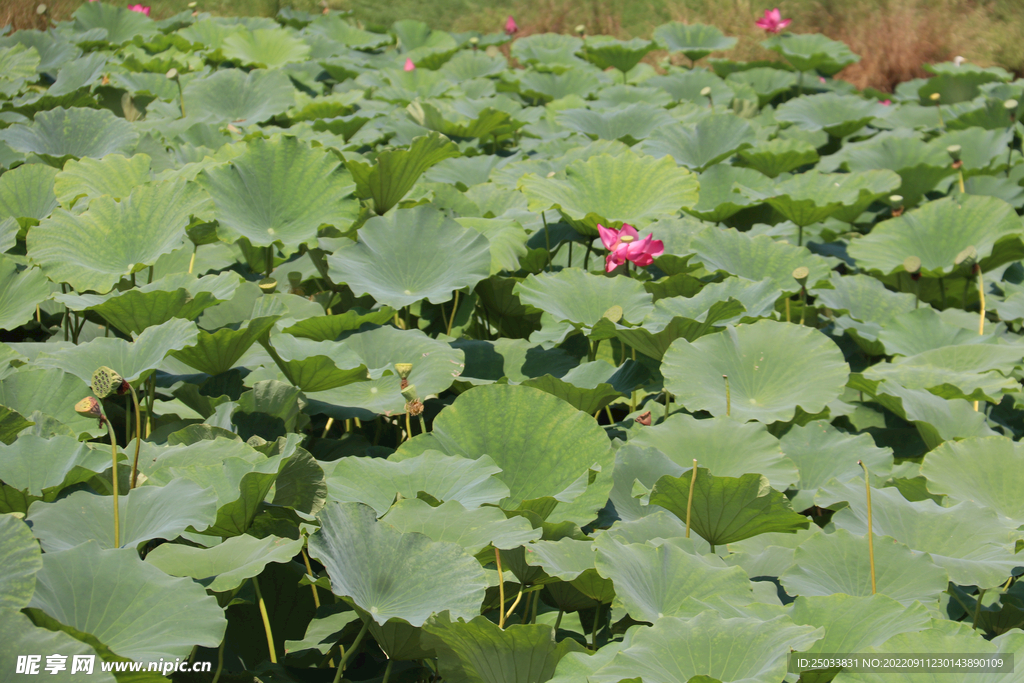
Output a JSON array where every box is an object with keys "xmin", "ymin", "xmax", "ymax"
[
  {"xmin": 504, "ymin": 16, "xmax": 518, "ymax": 36},
  {"xmin": 404, "ymin": 58, "xmax": 415, "ymax": 71},
  {"xmin": 755, "ymin": 8, "xmax": 791, "ymax": 33},
  {"xmin": 128, "ymin": 4, "xmax": 150, "ymax": 15}
]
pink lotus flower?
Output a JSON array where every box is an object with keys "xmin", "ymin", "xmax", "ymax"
[
  {"xmin": 128, "ymin": 4, "xmax": 150, "ymax": 15},
  {"xmin": 881, "ymin": 99, "xmax": 892, "ymax": 106},
  {"xmin": 403, "ymin": 58, "xmax": 415, "ymax": 71},
  {"xmin": 504, "ymin": 16, "xmax": 518, "ymax": 36},
  {"xmin": 755, "ymin": 8, "xmax": 791, "ymax": 33},
  {"xmin": 598, "ymin": 223, "xmax": 664, "ymax": 273}
]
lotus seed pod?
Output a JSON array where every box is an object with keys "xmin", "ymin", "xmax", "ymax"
[
  {"xmin": 394, "ymin": 363, "xmax": 413, "ymax": 379},
  {"xmin": 929, "ymin": 93, "xmax": 941, "ymax": 102},
  {"xmin": 36, "ymin": 4, "xmax": 47, "ymax": 15},
  {"xmin": 955, "ymin": 245, "xmax": 978, "ymax": 267},
  {"xmin": 91, "ymin": 366, "xmax": 125, "ymax": 398},
  {"xmin": 700, "ymin": 86, "xmax": 712, "ymax": 97},
  {"xmin": 246, "ymin": 435, "xmax": 268, "ymax": 447},
  {"xmin": 401, "ymin": 383, "xmax": 419, "ymax": 402},
  {"xmin": 792, "ymin": 266, "xmax": 810, "ymax": 284},
  {"xmin": 575, "ymin": 24, "xmax": 586, "ymax": 35},
  {"xmin": 946, "ymin": 144, "xmax": 962, "ymax": 161},
  {"xmin": 166, "ymin": 68, "xmax": 179, "ymax": 80},
  {"xmin": 75, "ymin": 396, "xmax": 102, "ymax": 419},
  {"xmin": 889, "ymin": 194, "xmax": 903, "ymax": 204},
  {"xmin": 603, "ymin": 305, "xmax": 623, "ymax": 323},
  {"xmin": 257, "ymin": 277, "xmax": 277, "ymax": 293},
  {"xmin": 187, "ymin": 1, "xmax": 197, "ymax": 6},
  {"xmin": 469, "ymin": 37, "xmax": 479, "ymax": 45},
  {"xmin": 903, "ymin": 256, "xmax": 922, "ymax": 274}
]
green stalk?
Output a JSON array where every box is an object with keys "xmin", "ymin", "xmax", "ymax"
[
  {"xmin": 542, "ymin": 211, "xmax": 551, "ymax": 272},
  {"xmin": 554, "ymin": 609, "xmax": 564, "ymax": 631},
  {"xmin": 590, "ymin": 606, "xmax": 602, "ymax": 649},
  {"xmin": 496, "ymin": 548, "xmax": 507, "ymax": 628},
  {"xmin": 685, "ymin": 459, "xmax": 697, "ymax": 538},
  {"xmin": 446, "ymin": 290, "xmax": 460, "ymax": 336},
  {"xmin": 723, "ymin": 375, "xmax": 730, "ymax": 417},
  {"xmin": 104, "ymin": 417, "xmax": 120, "ymax": 548},
  {"xmin": 127, "ymin": 383, "xmax": 142, "ymax": 489},
  {"xmin": 333, "ymin": 618, "xmax": 369, "ymax": 683},
  {"xmin": 381, "ymin": 659, "xmax": 394, "ymax": 683},
  {"xmin": 859, "ymin": 460, "xmax": 876, "ymax": 595},
  {"xmin": 663, "ymin": 390, "xmax": 671, "ymax": 422},
  {"xmin": 211, "ymin": 641, "xmax": 224, "ymax": 683},
  {"xmin": 252, "ymin": 577, "xmax": 277, "ymax": 663},
  {"xmin": 973, "ymin": 588, "xmax": 987, "ymax": 631},
  {"xmin": 265, "ymin": 246, "xmax": 274, "ymax": 280}
]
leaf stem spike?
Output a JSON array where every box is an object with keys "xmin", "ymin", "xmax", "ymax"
[
  {"xmin": 723, "ymin": 374, "xmax": 730, "ymax": 417},
  {"xmin": 495, "ymin": 548, "xmax": 507, "ymax": 628},
  {"xmin": 859, "ymin": 460, "xmax": 876, "ymax": 595},
  {"xmin": 792, "ymin": 266, "xmax": 809, "ymax": 326},
  {"xmin": 252, "ymin": 577, "xmax": 277, "ymax": 663},
  {"xmin": 930, "ymin": 92, "xmax": 944, "ymax": 127},
  {"xmin": 685, "ymin": 459, "xmax": 697, "ymax": 538},
  {"xmin": 333, "ymin": 618, "xmax": 369, "ymax": 682}
]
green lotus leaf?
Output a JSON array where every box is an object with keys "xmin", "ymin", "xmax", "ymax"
[
  {"xmin": 555, "ymin": 103, "xmax": 675, "ymax": 145},
  {"xmin": 0, "ymin": 257, "xmax": 49, "ymax": 332},
  {"xmin": 848, "ymin": 195, "xmax": 1024, "ymax": 276},
  {"xmin": 599, "ymin": 612, "xmax": 822, "ymax": 683},
  {"xmin": 581, "ymin": 36, "xmax": 657, "ymax": 74},
  {"xmin": 28, "ymin": 541, "xmax": 224, "ymax": 660},
  {"xmin": 612, "ymin": 296, "xmax": 746, "ymax": 362},
  {"xmin": 651, "ymin": 468, "xmax": 810, "ymax": 548},
  {"xmin": 524, "ymin": 539, "xmax": 614, "ymax": 605},
  {"xmin": 0, "ymin": 513, "xmax": 41, "ymax": 612},
  {"xmin": 383, "ymin": 498, "xmax": 540, "ymax": 554},
  {"xmin": 408, "ymin": 100, "xmax": 519, "ymax": 140},
  {"xmin": 409, "ymin": 384, "xmax": 613, "ymax": 519},
  {"xmin": 646, "ymin": 276, "xmax": 780, "ymax": 326},
  {"xmin": 456, "ymin": 217, "xmax": 529, "ymax": 275},
  {"xmin": 34, "ymin": 318, "xmax": 197, "ymax": 385},
  {"xmin": 781, "ymin": 420, "xmax": 893, "ymax": 511},
  {"xmin": 284, "ymin": 606, "xmax": 361, "ymax": 657},
  {"xmin": 423, "ymin": 615, "xmax": 586, "ymax": 683},
  {"xmin": 810, "ymin": 272, "xmax": 917, "ymax": 355},
  {"xmin": 518, "ymin": 151, "xmax": 699, "ymax": 235},
  {"xmin": 642, "ymin": 114, "xmax": 756, "ymax": 172},
  {"xmin": 954, "ymin": 173, "xmax": 1024, "ymax": 208},
  {"xmin": 305, "ymin": 14, "xmax": 391, "ymax": 49},
  {"xmin": 876, "ymin": 307, "xmax": 996, "ymax": 357},
  {"xmin": 346, "ymin": 131, "xmax": 460, "ymax": 215},
  {"xmin": 516, "ymin": 68, "xmax": 603, "ymax": 102},
  {"xmin": 0, "ymin": 610, "xmax": 114, "ymax": 683},
  {"xmin": 0, "ymin": 368, "xmax": 104, "ymax": 438},
  {"xmin": 826, "ymin": 483, "xmax": 1019, "ymax": 587},
  {"xmin": 335, "ymin": 324, "xmax": 464, "ymax": 397},
  {"xmin": 725, "ymin": 67, "xmax": 797, "ymax": 106},
  {"xmin": 0, "ymin": 162, "xmax": 58, "ymax": 229},
  {"xmin": 451, "ymin": 338, "xmax": 579, "ymax": 386},
  {"xmin": 609, "ymin": 444, "xmax": 687, "ymax": 523},
  {"xmin": 594, "ymin": 535, "xmax": 754, "ymax": 622},
  {"xmin": 630, "ymin": 413, "xmax": 798, "ymax": 489},
  {"xmin": 764, "ymin": 33, "xmax": 860, "ymax": 75},
  {"xmin": 645, "ymin": 69, "xmax": 734, "ymax": 105},
  {"xmin": 0, "ymin": 30, "xmax": 79, "ymax": 74},
  {"xmin": 736, "ymin": 137, "xmax": 819, "ymax": 178},
  {"xmin": 653, "ymin": 22, "xmax": 737, "ymax": 62},
  {"xmin": 824, "ymin": 134, "xmax": 954, "ymax": 208},
  {"xmin": 221, "ymin": 28, "xmax": 310, "ymax": 68},
  {"xmin": 321, "ymin": 451, "xmax": 508, "ymax": 515},
  {"xmin": 864, "ymin": 345, "xmax": 1022, "ymax": 403},
  {"xmin": 511, "ymin": 34, "xmax": 585, "ymax": 72},
  {"xmin": 686, "ymin": 164, "xmax": 773, "ymax": 221},
  {"xmin": 182, "ymin": 68, "xmax": 295, "ymax": 126},
  {"xmin": 28, "ymin": 179, "xmax": 203, "ymax": 294},
  {"xmin": 309, "ymin": 501, "xmax": 487, "ymax": 626},
  {"xmin": 280, "ymin": 308, "xmax": 396, "ymax": 341},
  {"xmin": 200, "ymin": 136, "xmax": 357, "ymax": 254},
  {"xmin": 921, "ymin": 436, "xmax": 1024, "ymax": 529},
  {"xmin": 26, "ymin": 479, "xmax": 217, "ymax": 551},
  {"xmin": 71, "ymin": 2, "xmax": 157, "ymax": 44},
  {"xmin": 172, "ymin": 314, "xmax": 279, "ymax": 376},
  {"xmin": 53, "ymin": 153, "xmax": 152, "ymax": 211},
  {"xmin": 521, "ymin": 359, "xmax": 648, "ymax": 414},
  {"xmin": 791, "ymin": 594, "xmax": 932, "ymax": 656},
  {"xmin": 0, "ymin": 107, "xmax": 138, "ymax": 163},
  {"xmin": 440, "ymin": 50, "xmax": 508, "ymax": 80},
  {"xmin": 0, "ymin": 42, "xmax": 40, "ymax": 83},
  {"xmin": 663, "ymin": 320, "xmax": 849, "ymax": 423},
  {"xmin": 145, "ymin": 534, "xmax": 304, "ymax": 592},
  {"xmin": 930, "ymin": 127, "xmax": 1014, "ymax": 173},
  {"xmin": 690, "ymin": 228, "xmax": 832, "ymax": 292},
  {"xmin": 737, "ymin": 169, "xmax": 901, "ymax": 227},
  {"xmin": 514, "ymin": 268, "xmax": 654, "ymax": 327},
  {"xmin": 775, "ymin": 93, "xmax": 885, "ymax": 138},
  {"xmin": 326, "ymin": 205, "xmax": 490, "ymax": 308}
]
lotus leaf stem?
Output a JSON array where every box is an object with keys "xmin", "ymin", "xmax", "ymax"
[
  {"xmin": 859, "ymin": 460, "xmax": 876, "ymax": 595},
  {"xmin": 799, "ymin": 287, "xmax": 807, "ymax": 326},
  {"xmin": 301, "ymin": 548, "xmax": 322, "ymax": 609},
  {"xmin": 188, "ymin": 245, "xmax": 197, "ymax": 274},
  {"xmin": 723, "ymin": 375, "xmax": 730, "ymax": 417},
  {"xmin": 322, "ymin": 417, "xmax": 334, "ymax": 439},
  {"xmin": 973, "ymin": 588, "xmax": 986, "ymax": 630},
  {"xmin": 145, "ymin": 375, "xmax": 156, "ymax": 439},
  {"xmin": 542, "ymin": 211, "xmax": 551, "ymax": 272},
  {"xmin": 590, "ymin": 605, "xmax": 602, "ymax": 649},
  {"xmin": 211, "ymin": 640, "xmax": 224, "ymax": 683},
  {"xmin": 504, "ymin": 586, "xmax": 524, "ymax": 622},
  {"xmin": 404, "ymin": 412, "xmax": 412, "ymax": 443},
  {"xmin": 334, "ymin": 618, "xmax": 369, "ymax": 682},
  {"xmin": 127, "ymin": 383, "xmax": 142, "ymax": 489},
  {"xmin": 418, "ymin": 415, "xmax": 427, "ymax": 434},
  {"xmin": 604, "ymin": 406, "xmax": 614, "ymax": 425},
  {"xmin": 785, "ymin": 296, "xmax": 791, "ymax": 323},
  {"xmin": 105, "ymin": 416, "xmax": 120, "ymax": 548},
  {"xmin": 554, "ymin": 609, "xmax": 563, "ymax": 631},
  {"xmin": 663, "ymin": 390, "xmax": 671, "ymax": 422},
  {"xmin": 584, "ymin": 242, "xmax": 593, "ymax": 270},
  {"xmin": 252, "ymin": 576, "xmax": 277, "ymax": 663},
  {"xmin": 265, "ymin": 246, "xmax": 274, "ymax": 280},
  {"xmin": 939, "ymin": 277, "xmax": 947, "ymax": 308},
  {"xmin": 685, "ymin": 459, "xmax": 697, "ymax": 538},
  {"xmin": 446, "ymin": 290, "xmax": 460, "ymax": 336},
  {"xmin": 957, "ymin": 169, "xmax": 965, "ymax": 195},
  {"xmin": 529, "ymin": 589, "xmax": 539, "ymax": 624},
  {"xmin": 381, "ymin": 659, "xmax": 394, "ymax": 683},
  {"xmin": 496, "ymin": 548, "xmax": 507, "ymax": 628}
]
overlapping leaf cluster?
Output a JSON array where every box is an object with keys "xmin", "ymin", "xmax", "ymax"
[{"xmin": 1, "ymin": 5, "xmax": 1023, "ymax": 683}]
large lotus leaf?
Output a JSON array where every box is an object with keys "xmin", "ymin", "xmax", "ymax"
[
  {"xmin": 521, "ymin": 359, "xmax": 647, "ymax": 414},
  {"xmin": 0, "ymin": 435, "xmax": 111, "ymax": 513},
  {"xmin": 0, "ymin": 513, "xmax": 41, "ymax": 612},
  {"xmin": 514, "ymin": 268, "xmax": 654, "ymax": 327},
  {"xmin": 53, "ymin": 153, "xmax": 152, "ymax": 211},
  {"xmin": 281, "ymin": 308, "xmax": 396, "ymax": 342},
  {"xmin": 641, "ymin": 114, "xmax": 756, "ymax": 171},
  {"xmin": 326, "ymin": 205, "xmax": 490, "ymax": 308},
  {"xmin": 309, "ymin": 501, "xmax": 487, "ymax": 626},
  {"xmin": 810, "ymin": 272, "xmax": 917, "ymax": 355},
  {"xmin": 321, "ymin": 451, "xmax": 508, "ymax": 515},
  {"xmin": 346, "ymin": 132, "xmax": 459, "ymax": 215},
  {"xmin": 653, "ymin": 22, "xmax": 737, "ymax": 62},
  {"xmin": 511, "ymin": 34, "xmax": 585, "ymax": 71},
  {"xmin": 0, "ymin": 107, "xmax": 138, "ymax": 162},
  {"xmin": 690, "ymin": 228, "xmax": 832, "ymax": 292},
  {"xmin": 456, "ymin": 217, "xmax": 529, "ymax": 275},
  {"xmin": 0, "ymin": 162, "xmax": 58, "ymax": 229},
  {"xmin": 340, "ymin": 325, "xmax": 464, "ymax": 398},
  {"xmin": 875, "ymin": 307, "xmax": 996, "ymax": 356},
  {"xmin": 0, "ymin": 30, "xmax": 79, "ymax": 74},
  {"xmin": 825, "ymin": 134, "xmax": 954, "ymax": 208},
  {"xmin": 609, "ymin": 444, "xmax": 691, "ymax": 523},
  {"xmin": 599, "ymin": 612, "xmax": 822, "ymax": 683},
  {"xmin": 382, "ymin": 499, "xmax": 539, "ymax": 554},
  {"xmin": 594, "ymin": 535, "xmax": 753, "ymax": 622},
  {"xmin": 305, "ymin": 15, "xmax": 391, "ymax": 49},
  {"xmin": 642, "ymin": 277, "xmax": 781, "ymax": 328},
  {"xmin": 200, "ymin": 136, "xmax": 357, "ymax": 254},
  {"xmin": 516, "ymin": 69, "xmax": 602, "ymax": 102},
  {"xmin": 780, "ymin": 420, "xmax": 893, "ymax": 511},
  {"xmin": 764, "ymin": 33, "xmax": 860, "ymax": 75},
  {"xmin": 848, "ymin": 195, "xmax": 1024, "ymax": 276},
  {"xmin": 222, "ymin": 28, "xmax": 310, "ymax": 68},
  {"xmin": 651, "ymin": 469, "xmax": 810, "ymax": 548},
  {"xmin": 738, "ymin": 169, "xmax": 900, "ymax": 227},
  {"xmin": 26, "ymin": 479, "xmax": 217, "ymax": 552},
  {"xmin": 0, "ymin": 610, "xmax": 114, "ymax": 683},
  {"xmin": 28, "ymin": 180, "xmax": 203, "ymax": 294},
  {"xmin": 775, "ymin": 93, "xmax": 885, "ymax": 138},
  {"xmin": 440, "ymin": 51, "xmax": 508, "ymax": 81},
  {"xmin": 736, "ymin": 137, "xmax": 819, "ymax": 178},
  {"xmin": 71, "ymin": 2, "xmax": 156, "ymax": 44},
  {"xmin": 451, "ymin": 338, "xmax": 579, "ymax": 386},
  {"xmin": 790, "ymin": 594, "xmax": 932, "ymax": 656},
  {"xmin": 826, "ymin": 483, "xmax": 1019, "ymax": 588},
  {"xmin": 726, "ymin": 67, "xmax": 797, "ymax": 107},
  {"xmin": 518, "ymin": 151, "xmax": 699, "ymax": 235},
  {"xmin": 408, "ymin": 100, "xmax": 519, "ymax": 140},
  {"xmin": 612, "ymin": 295, "xmax": 747, "ymax": 361},
  {"xmin": 555, "ymin": 103, "xmax": 675, "ymax": 145},
  {"xmin": 423, "ymin": 615, "xmax": 585, "ymax": 683},
  {"xmin": 416, "ymin": 384, "xmax": 613, "ymax": 515},
  {"xmin": 581, "ymin": 36, "xmax": 657, "ymax": 74},
  {"xmin": 0, "ymin": 257, "xmax": 49, "ymax": 332},
  {"xmin": 859, "ymin": 380, "xmax": 996, "ymax": 450},
  {"xmin": 921, "ymin": 436, "xmax": 1024, "ymax": 529},
  {"xmin": 630, "ymin": 414, "xmax": 797, "ymax": 490},
  {"xmin": 29, "ymin": 541, "xmax": 225, "ymax": 660},
  {"xmin": 930, "ymin": 127, "xmax": 1014, "ymax": 173},
  {"xmin": 645, "ymin": 69, "xmax": 735, "ymax": 105},
  {"xmin": 780, "ymin": 528, "xmax": 949, "ymax": 606},
  {"xmin": 145, "ymin": 534, "xmax": 304, "ymax": 592},
  {"xmin": 663, "ymin": 320, "xmax": 849, "ymax": 423},
  {"xmin": 686, "ymin": 164, "xmax": 774, "ymax": 221},
  {"xmin": 0, "ymin": 368, "xmax": 103, "ymax": 438},
  {"xmin": 182, "ymin": 68, "xmax": 295, "ymax": 126},
  {"xmin": 0, "ymin": 42, "xmax": 40, "ymax": 84},
  {"xmin": 863, "ymin": 345, "xmax": 1022, "ymax": 403}
]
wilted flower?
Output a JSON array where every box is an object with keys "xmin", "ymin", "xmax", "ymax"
[
  {"xmin": 504, "ymin": 16, "xmax": 518, "ymax": 36},
  {"xmin": 404, "ymin": 57, "xmax": 415, "ymax": 71},
  {"xmin": 598, "ymin": 223, "xmax": 665, "ymax": 273},
  {"xmin": 128, "ymin": 4, "xmax": 150, "ymax": 15},
  {"xmin": 75, "ymin": 396, "xmax": 106, "ymax": 427},
  {"xmin": 634, "ymin": 411, "xmax": 652, "ymax": 426},
  {"xmin": 755, "ymin": 8, "xmax": 791, "ymax": 33}
]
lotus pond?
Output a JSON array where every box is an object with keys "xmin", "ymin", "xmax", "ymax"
[{"xmin": 1, "ymin": 4, "xmax": 1024, "ymax": 683}]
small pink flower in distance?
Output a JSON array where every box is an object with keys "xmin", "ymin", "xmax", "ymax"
[
  {"xmin": 819, "ymin": 76, "xmax": 826, "ymax": 83},
  {"xmin": 881, "ymin": 99, "xmax": 892, "ymax": 106},
  {"xmin": 598, "ymin": 223, "xmax": 664, "ymax": 272},
  {"xmin": 128, "ymin": 4, "xmax": 150, "ymax": 15},
  {"xmin": 755, "ymin": 8, "xmax": 791, "ymax": 33},
  {"xmin": 404, "ymin": 58, "xmax": 415, "ymax": 71},
  {"xmin": 504, "ymin": 16, "xmax": 518, "ymax": 36}
]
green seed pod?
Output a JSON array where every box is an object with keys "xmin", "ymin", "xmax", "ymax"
[
  {"xmin": 75, "ymin": 396, "xmax": 102, "ymax": 419},
  {"xmin": 91, "ymin": 366, "xmax": 125, "ymax": 398},
  {"xmin": 246, "ymin": 435, "xmax": 268, "ymax": 447},
  {"xmin": 394, "ymin": 363, "xmax": 413, "ymax": 379},
  {"xmin": 400, "ymin": 383, "xmax": 419, "ymax": 402}
]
